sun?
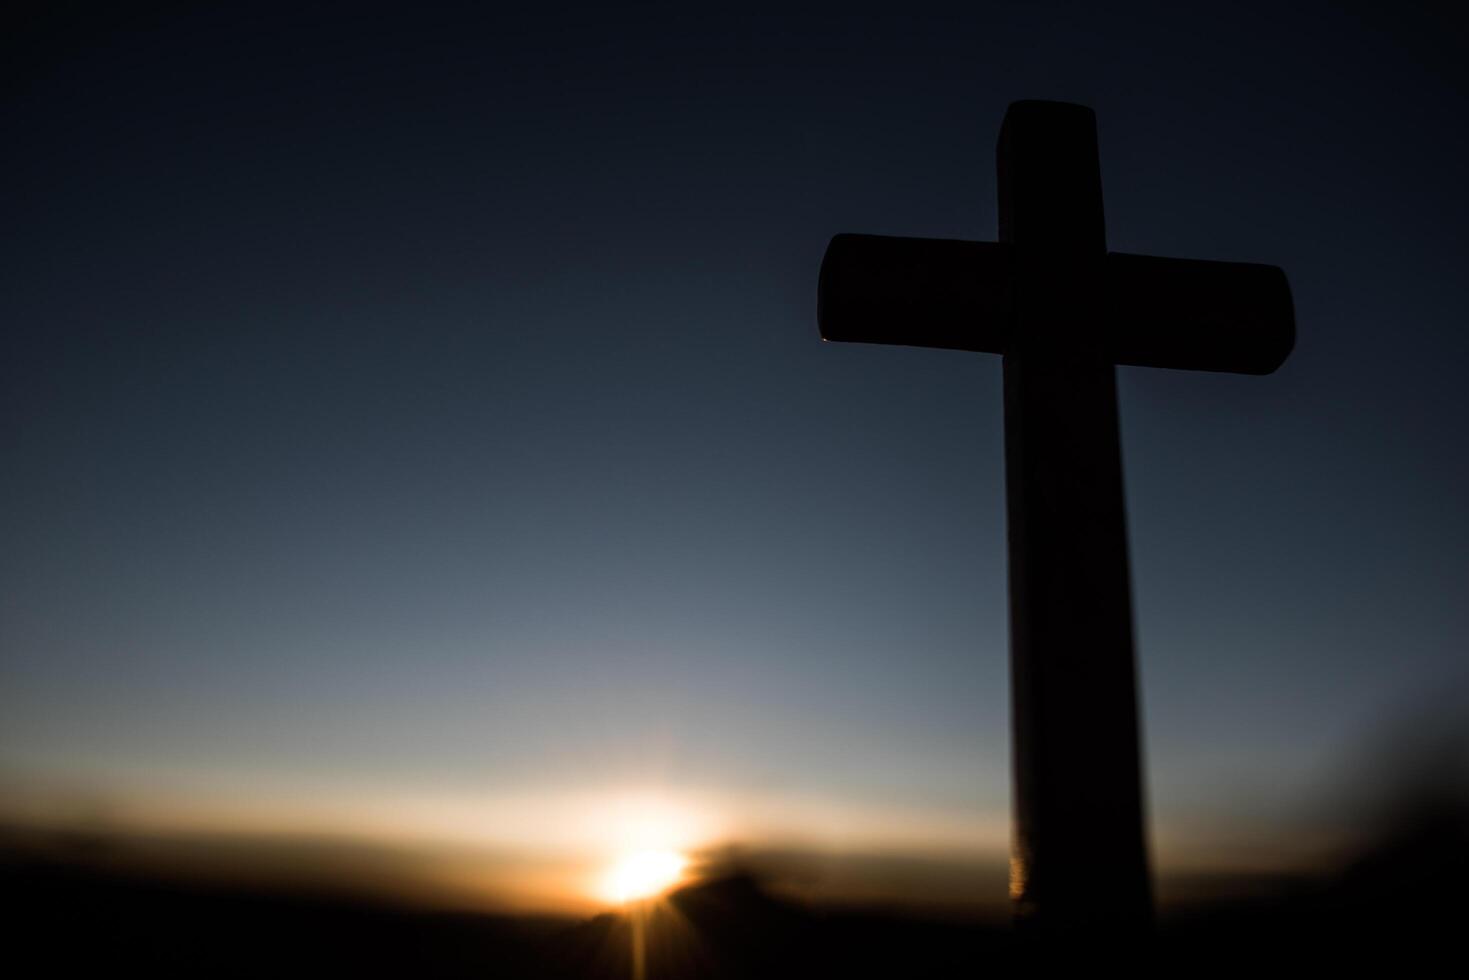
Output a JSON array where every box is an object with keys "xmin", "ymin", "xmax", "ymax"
[{"xmin": 602, "ymin": 849, "xmax": 688, "ymax": 904}]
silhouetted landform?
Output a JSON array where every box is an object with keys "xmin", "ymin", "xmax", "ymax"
[{"xmin": 4, "ymin": 793, "xmax": 1465, "ymax": 978}]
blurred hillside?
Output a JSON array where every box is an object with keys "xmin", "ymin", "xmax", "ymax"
[{"xmin": 4, "ymin": 785, "xmax": 1464, "ymax": 979}]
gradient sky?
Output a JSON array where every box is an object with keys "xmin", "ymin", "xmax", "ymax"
[{"xmin": 3, "ymin": 2, "xmax": 1466, "ymax": 909}]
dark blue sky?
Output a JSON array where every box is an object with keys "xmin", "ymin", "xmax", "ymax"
[{"xmin": 2, "ymin": 2, "xmax": 1466, "ymax": 901}]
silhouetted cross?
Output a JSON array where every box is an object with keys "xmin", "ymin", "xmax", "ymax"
[{"xmin": 817, "ymin": 101, "xmax": 1293, "ymax": 935}]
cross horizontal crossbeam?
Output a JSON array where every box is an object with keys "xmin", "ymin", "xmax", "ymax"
[{"xmin": 819, "ymin": 235, "xmax": 1294, "ymax": 374}]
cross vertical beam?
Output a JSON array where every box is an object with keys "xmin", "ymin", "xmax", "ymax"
[{"xmin": 999, "ymin": 103, "xmax": 1152, "ymax": 933}]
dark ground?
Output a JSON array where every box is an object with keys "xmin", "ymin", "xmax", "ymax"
[{"xmin": 4, "ymin": 797, "xmax": 1464, "ymax": 979}]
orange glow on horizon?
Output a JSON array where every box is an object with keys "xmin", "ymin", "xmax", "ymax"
[{"xmin": 0, "ymin": 774, "xmax": 1018, "ymax": 914}]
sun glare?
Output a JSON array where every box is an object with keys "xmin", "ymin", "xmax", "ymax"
[{"xmin": 602, "ymin": 849, "xmax": 688, "ymax": 904}]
